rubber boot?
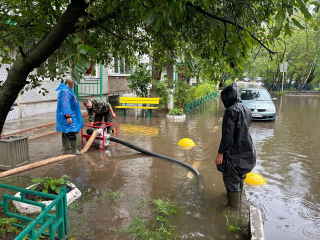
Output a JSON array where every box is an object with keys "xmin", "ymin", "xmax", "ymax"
[
  {"xmin": 70, "ymin": 141, "xmax": 83, "ymax": 155},
  {"xmin": 62, "ymin": 138, "xmax": 71, "ymax": 151},
  {"xmin": 227, "ymin": 191, "xmax": 241, "ymax": 207}
]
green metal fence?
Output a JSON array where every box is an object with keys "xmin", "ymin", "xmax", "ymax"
[
  {"xmin": 74, "ymin": 64, "xmax": 103, "ymax": 100},
  {"xmin": 0, "ymin": 183, "xmax": 68, "ymax": 240},
  {"xmin": 74, "ymin": 77, "xmax": 102, "ymax": 100},
  {"xmin": 186, "ymin": 91, "xmax": 219, "ymax": 114}
]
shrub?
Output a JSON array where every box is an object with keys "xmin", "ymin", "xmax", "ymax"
[
  {"xmin": 152, "ymin": 79, "xmax": 171, "ymax": 107},
  {"xmin": 174, "ymin": 80, "xmax": 191, "ymax": 109},
  {"xmin": 175, "ymin": 81, "xmax": 216, "ymax": 108},
  {"xmin": 194, "ymin": 82, "xmax": 216, "ymax": 99},
  {"xmin": 168, "ymin": 108, "xmax": 184, "ymax": 116},
  {"xmin": 185, "ymin": 82, "xmax": 216, "ymax": 102},
  {"xmin": 127, "ymin": 65, "xmax": 152, "ymax": 97}
]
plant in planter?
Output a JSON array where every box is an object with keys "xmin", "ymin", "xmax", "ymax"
[
  {"xmin": 26, "ymin": 175, "xmax": 73, "ymax": 202},
  {"xmin": 13, "ymin": 175, "xmax": 82, "ymax": 214},
  {"xmin": 168, "ymin": 108, "xmax": 184, "ymax": 116},
  {"xmin": 167, "ymin": 108, "xmax": 186, "ymax": 122},
  {"xmin": 31, "ymin": 175, "xmax": 71, "ymax": 194}
]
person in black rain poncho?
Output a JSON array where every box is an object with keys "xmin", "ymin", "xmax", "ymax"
[{"xmin": 215, "ymin": 83, "xmax": 256, "ymax": 207}]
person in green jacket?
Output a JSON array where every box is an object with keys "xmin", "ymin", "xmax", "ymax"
[{"xmin": 83, "ymin": 98, "xmax": 116, "ymax": 133}]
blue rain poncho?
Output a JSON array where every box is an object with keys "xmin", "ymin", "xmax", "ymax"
[{"xmin": 56, "ymin": 83, "xmax": 83, "ymax": 133}]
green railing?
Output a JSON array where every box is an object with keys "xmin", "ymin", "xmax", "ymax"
[
  {"xmin": 185, "ymin": 91, "xmax": 219, "ymax": 114},
  {"xmin": 75, "ymin": 65, "xmax": 103, "ymax": 100},
  {"xmin": 0, "ymin": 183, "xmax": 68, "ymax": 240},
  {"xmin": 74, "ymin": 77, "xmax": 102, "ymax": 100}
]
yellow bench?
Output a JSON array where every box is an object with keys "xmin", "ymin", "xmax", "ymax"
[{"xmin": 115, "ymin": 97, "xmax": 159, "ymax": 118}]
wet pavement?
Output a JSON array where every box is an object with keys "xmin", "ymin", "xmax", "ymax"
[{"xmin": 1, "ymin": 83, "xmax": 320, "ymax": 239}]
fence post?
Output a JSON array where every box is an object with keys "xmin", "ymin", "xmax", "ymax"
[
  {"xmin": 100, "ymin": 64, "xmax": 103, "ymax": 99},
  {"xmin": 74, "ymin": 84, "xmax": 78, "ymax": 99}
]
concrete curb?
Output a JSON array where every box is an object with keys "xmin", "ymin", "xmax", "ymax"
[
  {"xmin": 250, "ymin": 206, "xmax": 265, "ymax": 240},
  {"xmin": 166, "ymin": 114, "xmax": 186, "ymax": 122}
]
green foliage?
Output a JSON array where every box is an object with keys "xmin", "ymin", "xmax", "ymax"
[
  {"xmin": 102, "ymin": 190, "xmax": 125, "ymax": 203},
  {"xmin": 175, "ymin": 79, "xmax": 191, "ymax": 109},
  {"xmin": 193, "ymin": 82, "xmax": 216, "ymax": 99},
  {"xmin": 225, "ymin": 214, "xmax": 240, "ymax": 235},
  {"xmin": 168, "ymin": 108, "xmax": 184, "ymax": 116},
  {"xmin": 0, "ymin": 218, "xmax": 20, "ymax": 236},
  {"xmin": 245, "ymin": 22, "xmax": 320, "ymax": 85},
  {"xmin": 152, "ymin": 79, "xmax": 171, "ymax": 106},
  {"xmin": 66, "ymin": 42, "xmax": 97, "ymax": 83},
  {"xmin": 124, "ymin": 198, "xmax": 179, "ymax": 240},
  {"xmin": 127, "ymin": 65, "xmax": 152, "ymax": 98},
  {"xmin": 152, "ymin": 198, "xmax": 178, "ymax": 216},
  {"xmin": 31, "ymin": 175, "xmax": 71, "ymax": 195}
]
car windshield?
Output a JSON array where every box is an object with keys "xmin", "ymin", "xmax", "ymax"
[{"xmin": 240, "ymin": 90, "xmax": 271, "ymax": 101}]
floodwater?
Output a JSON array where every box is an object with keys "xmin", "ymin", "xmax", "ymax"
[{"xmin": 1, "ymin": 84, "xmax": 320, "ymax": 239}]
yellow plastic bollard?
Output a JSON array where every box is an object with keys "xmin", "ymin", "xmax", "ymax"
[
  {"xmin": 244, "ymin": 172, "xmax": 267, "ymax": 185},
  {"xmin": 178, "ymin": 138, "xmax": 195, "ymax": 150}
]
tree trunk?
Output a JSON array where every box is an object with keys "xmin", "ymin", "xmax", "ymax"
[
  {"xmin": 151, "ymin": 60, "xmax": 161, "ymax": 98},
  {"xmin": 0, "ymin": 0, "xmax": 87, "ymax": 136},
  {"xmin": 166, "ymin": 52, "xmax": 174, "ymax": 89}
]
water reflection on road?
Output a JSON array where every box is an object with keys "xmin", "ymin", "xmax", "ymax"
[
  {"xmin": 1, "ymin": 84, "xmax": 320, "ymax": 239},
  {"xmin": 247, "ymin": 92, "xmax": 320, "ymax": 240}
]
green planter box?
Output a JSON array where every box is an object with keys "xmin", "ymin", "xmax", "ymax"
[{"xmin": 0, "ymin": 135, "xmax": 30, "ymax": 170}]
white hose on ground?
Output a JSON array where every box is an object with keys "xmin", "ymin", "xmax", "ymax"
[{"xmin": 80, "ymin": 130, "xmax": 99, "ymax": 153}]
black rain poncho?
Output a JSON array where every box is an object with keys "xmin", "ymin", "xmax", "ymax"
[{"xmin": 218, "ymin": 83, "xmax": 256, "ymax": 174}]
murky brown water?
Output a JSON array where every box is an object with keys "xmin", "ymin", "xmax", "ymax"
[{"xmin": 1, "ymin": 84, "xmax": 320, "ymax": 239}]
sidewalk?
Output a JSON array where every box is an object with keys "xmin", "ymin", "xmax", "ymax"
[
  {"xmin": 1, "ymin": 94, "xmax": 133, "ymax": 139},
  {"xmin": 1, "ymin": 110, "xmax": 88, "ymax": 139}
]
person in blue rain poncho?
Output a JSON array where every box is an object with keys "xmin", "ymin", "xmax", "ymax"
[{"xmin": 56, "ymin": 78, "xmax": 83, "ymax": 155}]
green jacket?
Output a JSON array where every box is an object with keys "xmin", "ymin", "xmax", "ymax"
[{"xmin": 87, "ymin": 98, "xmax": 111, "ymax": 122}]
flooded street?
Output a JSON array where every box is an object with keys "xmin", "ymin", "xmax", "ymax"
[{"xmin": 1, "ymin": 84, "xmax": 320, "ymax": 239}]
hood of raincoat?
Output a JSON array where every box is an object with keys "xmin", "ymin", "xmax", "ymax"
[
  {"xmin": 56, "ymin": 83, "xmax": 83, "ymax": 133},
  {"xmin": 221, "ymin": 83, "xmax": 242, "ymax": 108},
  {"xmin": 56, "ymin": 82, "xmax": 69, "ymax": 91}
]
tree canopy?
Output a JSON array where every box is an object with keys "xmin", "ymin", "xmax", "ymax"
[{"xmin": 0, "ymin": 0, "xmax": 318, "ymax": 134}]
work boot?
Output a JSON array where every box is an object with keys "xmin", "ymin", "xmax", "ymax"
[
  {"xmin": 227, "ymin": 191, "xmax": 241, "ymax": 207},
  {"xmin": 62, "ymin": 138, "xmax": 71, "ymax": 151},
  {"xmin": 70, "ymin": 141, "xmax": 83, "ymax": 155}
]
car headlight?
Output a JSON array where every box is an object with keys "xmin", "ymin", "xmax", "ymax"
[{"xmin": 267, "ymin": 106, "xmax": 276, "ymax": 112}]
